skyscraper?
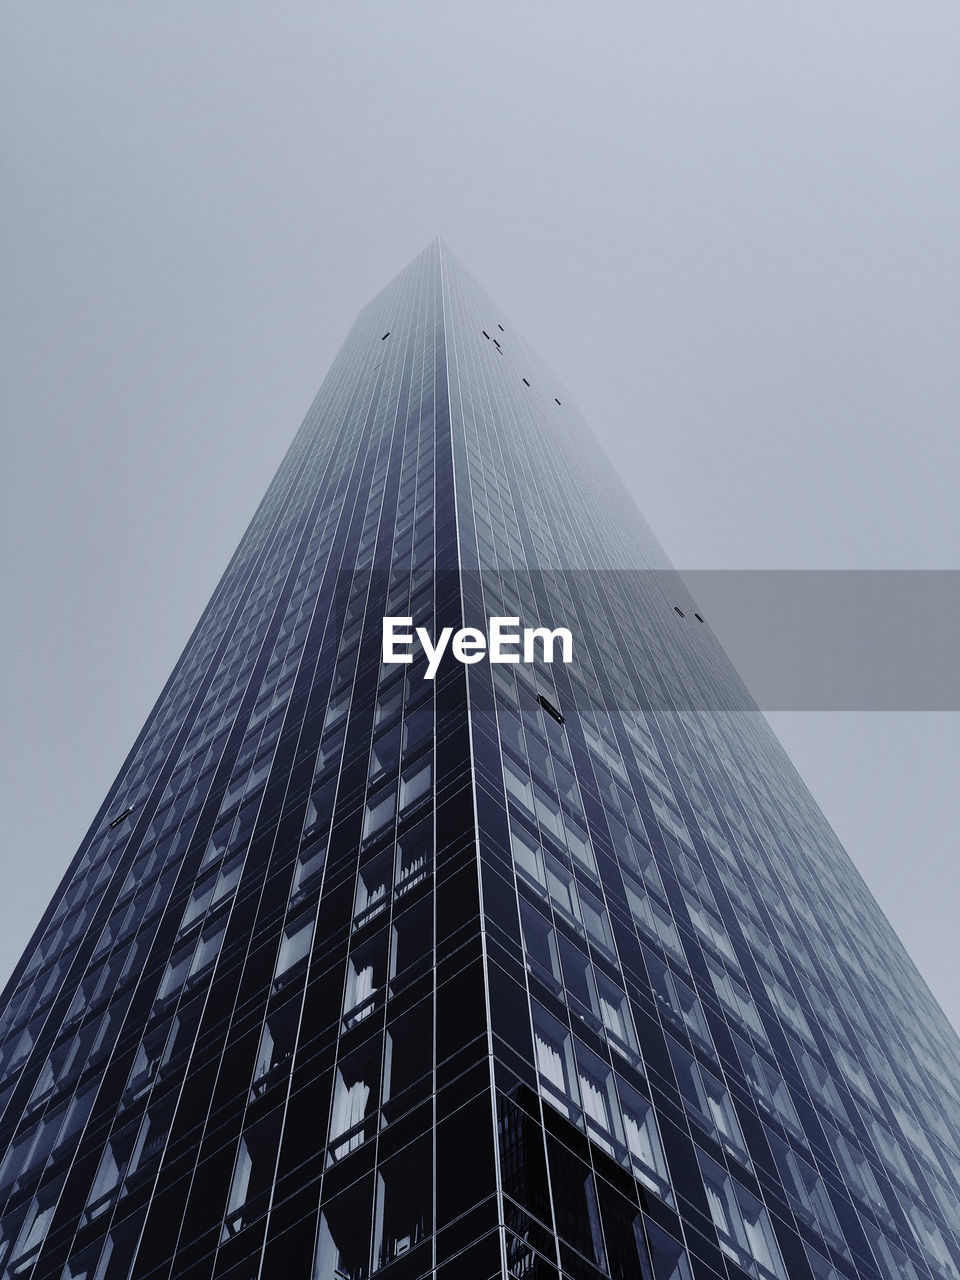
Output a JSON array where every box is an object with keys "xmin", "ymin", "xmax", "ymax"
[{"xmin": 0, "ymin": 240, "xmax": 957, "ymax": 1280}]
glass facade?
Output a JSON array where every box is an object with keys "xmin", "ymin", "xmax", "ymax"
[{"xmin": 0, "ymin": 240, "xmax": 957, "ymax": 1280}]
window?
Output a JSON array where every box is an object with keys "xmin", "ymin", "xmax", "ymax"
[
  {"xmin": 108, "ymin": 806, "xmax": 134, "ymax": 830},
  {"xmin": 545, "ymin": 854, "xmax": 580, "ymax": 923},
  {"xmin": 322, "ymin": 688, "xmax": 350, "ymax": 730},
  {"xmin": 645, "ymin": 950, "xmax": 715, "ymax": 1054},
  {"xmin": 669, "ymin": 1041, "xmax": 750, "ymax": 1165},
  {"xmin": 274, "ymin": 915, "xmax": 314, "ymax": 987},
  {"xmin": 401, "ymin": 703, "xmax": 433, "ymax": 753},
  {"xmin": 618, "ymin": 1076, "xmax": 672, "ymax": 1199},
  {"xmin": 640, "ymin": 1221, "xmax": 694, "ymax": 1280},
  {"xmin": 595, "ymin": 971, "xmax": 639, "ymax": 1056},
  {"xmin": 292, "ymin": 838, "xmax": 327, "ymax": 898},
  {"xmin": 201, "ymin": 814, "xmax": 233, "ymax": 868},
  {"xmin": 512, "ymin": 819, "xmax": 547, "ymax": 890},
  {"xmin": 892, "ymin": 1100, "xmax": 938, "ymax": 1166},
  {"xmin": 220, "ymin": 1115, "xmax": 282, "ymax": 1239},
  {"xmin": 159, "ymin": 997, "xmax": 203, "ymax": 1073},
  {"xmin": 574, "ymin": 1040, "xmax": 622, "ymax": 1154},
  {"xmin": 221, "ymin": 1139, "xmax": 252, "ymax": 1240},
  {"xmin": 698, "ymin": 1150, "xmax": 787, "ymax": 1280},
  {"xmin": 180, "ymin": 875, "xmax": 216, "ymax": 930},
  {"xmin": 9, "ymin": 1179, "xmax": 63, "ymax": 1272},
  {"xmin": 533, "ymin": 786, "xmax": 564, "ymax": 841},
  {"xmin": 626, "ymin": 880, "xmax": 685, "ymax": 962},
  {"xmin": 766, "ymin": 1131, "xmax": 844, "ymax": 1249},
  {"xmin": 354, "ymin": 852, "xmax": 391, "ymax": 922},
  {"xmin": 519, "ymin": 900, "xmax": 562, "ymax": 988},
  {"xmin": 314, "ymin": 726, "xmax": 346, "ymax": 776},
  {"xmin": 906, "ymin": 1202, "xmax": 960, "ymax": 1279},
  {"xmin": 504, "ymin": 760, "xmax": 535, "ymax": 813},
  {"xmin": 868, "ymin": 1117, "xmax": 919, "ymax": 1191},
  {"xmin": 396, "ymin": 820, "xmax": 431, "ymax": 892},
  {"xmin": 245, "ymin": 747, "xmax": 274, "ymax": 794},
  {"xmin": 26, "ymin": 1029, "xmax": 90, "ymax": 1108},
  {"xmin": 54, "ymin": 1081, "xmax": 98, "ymax": 1153},
  {"xmin": 63, "ymin": 970, "xmax": 101, "ymax": 1027},
  {"xmin": 0, "ymin": 1127, "xmax": 37, "ymax": 1192},
  {"xmin": 329, "ymin": 1045, "xmax": 379, "ymax": 1160},
  {"xmin": 766, "ymin": 978, "xmax": 814, "ymax": 1045},
  {"xmin": 738, "ymin": 1039, "xmax": 804, "ymax": 1142},
  {"xmin": 373, "ymin": 1135, "xmax": 432, "ymax": 1267},
  {"xmin": 564, "ymin": 817, "xmax": 597, "ymax": 875},
  {"xmin": 60, "ymin": 1236, "xmax": 114, "ymax": 1280},
  {"xmin": 375, "ymin": 683, "xmax": 403, "ymax": 728},
  {"xmin": 399, "ymin": 761, "xmax": 431, "ymax": 811},
  {"xmin": 832, "ymin": 1043, "xmax": 879, "ymax": 1108},
  {"xmin": 212, "ymin": 850, "xmax": 244, "ymax": 905},
  {"xmin": 862, "ymin": 1222, "xmax": 918, "ymax": 1280},
  {"xmin": 84, "ymin": 1126, "xmax": 137, "ymax": 1220},
  {"xmin": 536, "ymin": 692, "xmax": 565, "ymax": 724},
  {"xmin": 684, "ymin": 895, "xmax": 738, "ymax": 963},
  {"xmin": 304, "ymin": 776, "xmax": 337, "ymax": 839},
  {"xmin": 580, "ymin": 887, "xmax": 616, "ymax": 954},
  {"xmin": 343, "ymin": 933, "xmax": 388, "ymax": 1026},
  {"xmin": 368, "ymin": 726, "xmax": 400, "ymax": 781},
  {"xmin": 313, "ymin": 1180, "xmax": 372, "ymax": 1279},
  {"xmin": 251, "ymin": 1001, "xmax": 299, "ymax": 1096},
  {"xmin": 708, "ymin": 960, "xmax": 767, "ymax": 1041},
  {"xmin": 383, "ymin": 1000, "xmax": 432, "ymax": 1119},
  {"xmin": 794, "ymin": 1044, "xmax": 846, "ymax": 1122},
  {"xmin": 511, "ymin": 824, "xmax": 545, "ymax": 888},
  {"xmin": 531, "ymin": 1002, "xmax": 578, "ymax": 1118},
  {"xmin": 804, "ymin": 1244, "xmax": 842, "ymax": 1280},
  {"xmin": 362, "ymin": 789, "xmax": 395, "ymax": 841},
  {"xmin": 127, "ymin": 1099, "xmax": 174, "ymax": 1180},
  {"xmin": 124, "ymin": 1025, "xmax": 168, "ymax": 1099},
  {"xmin": 390, "ymin": 901, "xmax": 432, "ymax": 991},
  {"xmin": 158, "ymin": 941, "xmax": 194, "ymax": 1001},
  {"xmin": 188, "ymin": 919, "xmax": 225, "ymax": 980},
  {"xmin": 825, "ymin": 1122, "xmax": 888, "ymax": 1219}
]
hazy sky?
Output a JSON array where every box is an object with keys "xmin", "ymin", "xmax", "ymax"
[{"xmin": 2, "ymin": 3, "xmax": 958, "ymax": 1028}]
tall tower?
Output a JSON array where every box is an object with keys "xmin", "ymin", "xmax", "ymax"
[{"xmin": 0, "ymin": 242, "xmax": 957, "ymax": 1280}]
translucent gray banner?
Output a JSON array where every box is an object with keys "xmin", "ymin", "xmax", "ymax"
[
  {"xmin": 342, "ymin": 569, "xmax": 960, "ymax": 710},
  {"xmin": 676, "ymin": 569, "xmax": 960, "ymax": 711}
]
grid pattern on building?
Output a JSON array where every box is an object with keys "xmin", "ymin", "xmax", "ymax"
[{"xmin": 0, "ymin": 242, "xmax": 956, "ymax": 1280}]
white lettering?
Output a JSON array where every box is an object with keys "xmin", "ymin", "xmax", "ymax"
[
  {"xmin": 452, "ymin": 628, "xmax": 487, "ymax": 663},
  {"xmin": 417, "ymin": 626, "xmax": 453, "ymax": 680},
  {"xmin": 382, "ymin": 617, "xmax": 414, "ymax": 664},
  {"xmin": 489, "ymin": 617, "xmax": 521, "ymax": 663},
  {"xmin": 523, "ymin": 626, "xmax": 573, "ymax": 664},
  {"xmin": 381, "ymin": 617, "xmax": 574, "ymax": 678}
]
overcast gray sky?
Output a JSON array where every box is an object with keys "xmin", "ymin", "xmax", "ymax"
[{"xmin": 2, "ymin": 2, "xmax": 958, "ymax": 1028}]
